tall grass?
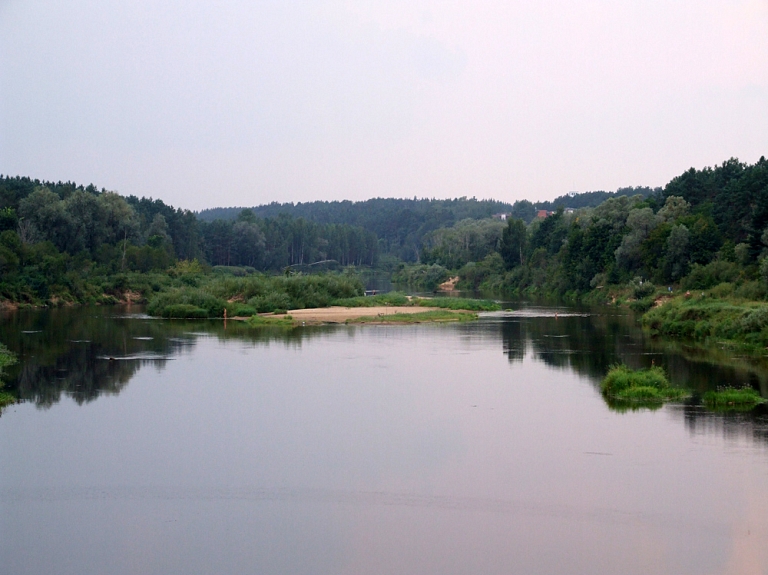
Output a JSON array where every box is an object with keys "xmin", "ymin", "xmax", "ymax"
[
  {"xmin": 601, "ymin": 364, "xmax": 687, "ymax": 405},
  {"xmin": 702, "ymin": 386, "xmax": 765, "ymax": 411},
  {"xmin": 346, "ymin": 310, "xmax": 477, "ymax": 323},
  {"xmin": 413, "ymin": 297, "xmax": 500, "ymax": 312},
  {"xmin": 642, "ymin": 297, "xmax": 768, "ymax": 348}
]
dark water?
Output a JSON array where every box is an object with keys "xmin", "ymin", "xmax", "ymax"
[{"xmin": 2, "ymin": 305, "xmax": 768, "ymax": 575}]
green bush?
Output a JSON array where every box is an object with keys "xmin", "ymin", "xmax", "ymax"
[
  {"xmin": 601, "ymin": 364, "xmax": 687, "ymax": 405},
  {"xmin": 630, "ymin": 277, "xmax": 655, "ymax": 299},
  {"xmin": 641, "ymin": 298, "xmax": 768, "ymax": 346},
  {"xmin": 247, "ymin": 292, "xmax": 292, "ymax": 313},
  {"xmin": 702, "ymin": 386, "xmax": 765, "ymax": 410},
  {"xmin": 392, "ymin": 264, "xmax": 450, "ymax": 291},
  {"xmin": 162, "ymin": 304, "xmax": 209, "ymax": 318},
  {"xmin": 629, "ymin": 297, "xmax": 655, "ymax": 313},
  {"xmin": 147, "ymin": 287, "xmax": 226, "ymax": 317},
  {"xmin": 683, "ymin": 261, "xmax": 739, "ymax": 290}
]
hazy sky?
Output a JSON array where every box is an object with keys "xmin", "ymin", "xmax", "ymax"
[{"xmin": 1, "ymin": 1, "xmax": 767, "ymax": 210}]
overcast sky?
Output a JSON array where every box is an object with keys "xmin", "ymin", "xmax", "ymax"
[{"xmin": 1, "ymin": 1, "xmax": 766, "ymax": 210}]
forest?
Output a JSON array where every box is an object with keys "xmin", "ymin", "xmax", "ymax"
[
  {"xmin": 0, "ymin": 157, "xmax": 766, "ymax": 311},
  {"xmin": 452, "ymin": 157, "xmax": 768, "ymax": 302}
]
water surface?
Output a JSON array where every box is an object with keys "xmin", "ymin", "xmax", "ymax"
[{"xmin": 2, "ymin": 305, "xmax": 768, "ymax": 574}]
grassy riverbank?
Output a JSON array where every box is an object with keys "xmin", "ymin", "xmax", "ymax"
[
  {"xmin": 642, "ymin": 296, "xmax": 768, "ymax": 349},
  {"xmin": 345, "ymin": 310, "xmax": 477, "ymax": 324}
]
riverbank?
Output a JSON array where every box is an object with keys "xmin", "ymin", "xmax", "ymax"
[{"xmin": 641, "ymin": 295, "xmax": 768, "ymax": 350}]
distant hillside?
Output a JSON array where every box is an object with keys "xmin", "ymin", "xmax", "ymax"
[
  {"xmin": 197, "ymin": 187, "xmax": 660, "ymax": 228},
  {"xmin": 198, "ymin": 197, "xmax": 514, "ymax": 260},
  {"xmin": 508, "ymin": 186, "xmax": 660, "ymax": 222}
]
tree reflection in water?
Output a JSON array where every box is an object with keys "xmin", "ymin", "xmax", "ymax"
[
  {"xmin": 0, "ymin": 306, "xmax": 329, "ymax": 410},
  {"xmin": 2, "ymin": 303, "xmax": 768, "ymax": 447}
]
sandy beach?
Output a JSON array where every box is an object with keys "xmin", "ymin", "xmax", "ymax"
[{"xmin": 276, "ymin": 306, "xmax": 442, "ymax": 323}]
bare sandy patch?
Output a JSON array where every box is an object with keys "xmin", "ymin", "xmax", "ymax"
[
  {"xmin": 438, "ymin": 276, "xmax": 460, "ymax": 291},
  {"xmin": 278, "ymin": 306, "xmax": 441, "ymax": 324}
]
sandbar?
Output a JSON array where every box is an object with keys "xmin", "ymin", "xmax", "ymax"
[{"xmin": 277, "ymin": 306, "xmax": 442, "ymax": 323}]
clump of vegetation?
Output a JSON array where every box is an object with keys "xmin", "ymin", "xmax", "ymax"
[
  {"xmin": 346, "ymin": 310, "xmax": 477, "ymax": 324},
  {"xmin": 392, "ymin": 264, "xmax": 450, "ymax": 291},
  {"xmin": 0, "ymin": 343, "xmax": 17, "ymax": 409},
  {"xmin": 702, "ymin": 386, "xmax": 766, "ymax": 411},
  {"xmin": 642, "ymin": 298, "xmax": 768, "ymax": 348},
  {"xmin": 147, "ymin": 273, "xmax": 364, "ymax": 318},
  {"xmin": 601, "ymin": 364, "xmax": 688, "ymax": 406},
  {"xmin": 333, "ymin": 292, "xmax": 411, "ymax": 307},
  {"xmin": 160, "ymin": 303, "xmax": 210, "ymax": 319},
  {"xmin": 412, "ymin": 297, "xmax": 500, "ymax": 312},
  {"xmin": 332, "ymin": 292, "xmax": 500, "ymax": 312}
]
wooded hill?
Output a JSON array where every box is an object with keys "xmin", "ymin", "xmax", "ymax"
[
  {"xmin": 454, "ymin": 157, "xmax": 768, "ymax": 299},
  {"xmin": 0, "ymin": 157, "xmax": 764, "ymax": 306}
]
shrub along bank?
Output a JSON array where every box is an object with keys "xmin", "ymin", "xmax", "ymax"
[
  {"xmin": 642, "ymin": 296, "xmax": 768, "ymax": 349},
  {"xmin": 146, "ymin": 273, "xmax": 364, "ymax": 318}
]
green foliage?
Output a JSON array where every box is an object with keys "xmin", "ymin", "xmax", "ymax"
[
  {"xmin": 458, "ymin": 253, "xmax": 506, "ymax": 290},
  {"xmin": 500, "ymin": 218, "xmax": 527, "ymax": 269},
  {"xmin": 147, "ymin": 273, "xmax": 364, "ymax": 317},
  {"xmin": 421, "ymin": 218, "xmax": 504, "ymax": 269},
  {"xmin": 630, "ymin": 277, "xmax": 655, "ymax": 299},
  {"xmin": 161, "ymin": 304, "xmax": 209, "ymax": 318},
  {"xmin": 147, "ymin": 287, "xmax": 226, "ymax": 318},
  {"xmin": 331, "ymin": 292, "xmax": 500, "ymax": 311},
  {"xmin": 333, "ymin": 292, "xmax": 411, "ymax": 307},
  {"xmin": 682, "ymin": 260, "xmax": 740, "ymax": 289},
  {"xmin": 411, "ymin": 297, "xmax": 501, "ymax": 312},
  {"xmin": 702, "ymin": 386, "xmax": 765, "ymax": 411},
  {"xmin": 0, "ymin": 344, "xmax": 17, "ymax": 408},
  {"xmin": 346, "ymin": 310, "xmax": 477, "ymax": 324},
  {"xmin": 392, "ymin": 264, "xmax": 450, "ymax": 291},
  {"xmin": 642, "ymin": 297, "xmax": 768, "ymax": 347},
  {"xmin": 601, "ymin": 364, "xmax": 687, "ymax": 407},
  {"xmin": 629, "ymin": 297, "xmax": 655, "ymax": 313},
  {"xmin": 247, "ymin": 314, "xmax": 295, "ymax": 327}
]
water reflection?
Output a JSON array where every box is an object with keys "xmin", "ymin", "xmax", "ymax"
[
  {"xmin": 0, "ymin": 306, "xmax": 331, "ymax": 410},
  {"xmin": 3, "ymin": 304, "xmax": 768, "ymax": 446},
  {"xmin": 4, "ymin": 304, "xmax": 768, "ymax": 574}
]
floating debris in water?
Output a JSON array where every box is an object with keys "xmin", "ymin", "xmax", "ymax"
[
  {"xmin": 21, "ymin": 330, "xmax": 42, "ymax": 334},
  {"xmin": 132, "ymin": 336, "xmax": 154, "ymax": 341}
]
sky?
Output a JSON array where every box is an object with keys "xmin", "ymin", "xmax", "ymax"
[{"xmin": 1, "ymin": 0, "xmax": 767, "ymax": 210}]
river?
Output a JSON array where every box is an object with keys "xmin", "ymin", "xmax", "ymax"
[{"xmin": 2, "ymin": 304, "xmax": 768, "ymax": 575}]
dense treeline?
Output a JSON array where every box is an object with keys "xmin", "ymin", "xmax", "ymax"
[
  {"xmin": 198, "ymin": 188, "xmax": 658, "ymax": 258},
  {"xmin": 452, "ymin": 158, "xmax": 768, "ymax": 299},
  {"xmin": 200, "ymin": 210, "xmax": 377, "ymax": 269},
  {"xmin": 0, "ymin": 177, "xmax": 377, "ymax": 304},
  {"xmin": 199, "ymin": 197, "xmax": 514, "ymax": 261},
  {"xmin": 2, "ymin": 157, "xmax": 764, "ymax": 309}
]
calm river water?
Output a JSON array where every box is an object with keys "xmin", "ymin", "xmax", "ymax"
[{"xmin": 2, "ymin": 304, "xmax": 768, "ymax": 575}]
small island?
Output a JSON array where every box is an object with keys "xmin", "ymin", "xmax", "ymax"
[{"xmin": 601, "ymin": 364, "xmax": 688, "ymax": 409}]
